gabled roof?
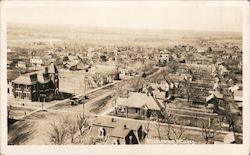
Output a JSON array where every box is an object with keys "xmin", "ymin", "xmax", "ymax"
[
  {"xmin": 110, "ymin": 126, "xmax": 136, "ymax": 138},
  {"xmin": 12, "ymin": 75, "xmax": 34, "ymax": 85},
  {"xmin": 12, "ymin": 65, "xmax": 56, "ymax": 85},
  {"xmin": 116, "ymin": 92, "xmax": 161, "ymax": 111},
  {"xmin": 116, "ymin": 98, "xmax": 127, "ymax": 107},
  {"xmin": 206, "ymin": 94, "xmax": 214, "ymax": 102},
  {"xmin": 153, "ymin": 90, "xmax": 166, "ymax": 100},
  {"xmin": 90, "ymin": 116, "xmax": 143, "ymax": 144},
  {"xmin": 92, "ymin": 117, "xmax": 117, "ymax": 128}
]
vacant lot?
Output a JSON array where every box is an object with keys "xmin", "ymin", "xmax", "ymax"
[{"xmin": 8, "ymin": 111, "xmax": 82, "ymax": 145}]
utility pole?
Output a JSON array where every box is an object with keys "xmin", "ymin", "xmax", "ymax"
[
  {"xmin": 40, "ymin": 94, "xmax": 46, "ymax": 111},
  {"xmin": 42, "ymin": 98, "xmax": 44, "ymax": 110},
  {"xmin": 83, "ymin": 74, "xmax": 87, "ymax": 117}
]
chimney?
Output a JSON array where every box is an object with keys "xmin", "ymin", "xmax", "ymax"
[
  {"xmin": 45, "ymin": 67, "xmax": 48, "ymax": 74},
  {"xmin": 111, "ymin": 118, "xmax": 115, "ymax": 122},
  {"xmin": 30, "ymin": 74, "xmax": 38, "ymax": 83}
]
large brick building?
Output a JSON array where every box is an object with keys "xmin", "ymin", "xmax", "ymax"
[{"xmin": 12, "ymin": 64, "xmax": 59, "ymax": 102}]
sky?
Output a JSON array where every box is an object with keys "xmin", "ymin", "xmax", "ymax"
[{"xmin": 6, "ymin": 6, "xmax": 242, "ymax": 32}]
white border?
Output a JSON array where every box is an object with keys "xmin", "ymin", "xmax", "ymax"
[{"xmin": 1, "ymin": 1, "xmax": 249, "ymax": 155}]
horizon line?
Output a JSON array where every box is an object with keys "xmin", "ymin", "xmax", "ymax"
[{"xmin": 7, "ymin": 22, "xmax": 242, "ymax": 34}]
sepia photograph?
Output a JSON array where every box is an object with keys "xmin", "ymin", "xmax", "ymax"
[{"xmin": 1, "ymin": 1, "xmax": 249, "ymax": 155}]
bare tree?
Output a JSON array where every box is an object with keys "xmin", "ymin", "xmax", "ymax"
[
  {"xmin": 156, "ymin": 121, "xmax": 162, "ymax": 141},
  {"xmin": 65, "ymin": 119, "xmax": 78, "ymax": 143},
  {"xmin": 201, "ymin": 120, "xmax": 217, "ymax": 144},
  {"xmin": 224, "ymin": 103, "xmax": 237, "ymax": 132},
  {"xmin": 163, "ymin": 110, "xmax": 175, "ymax": 124},
  {"xmin": 77, "ymin": 114, "xmax": 88, "ymax": 135},
  {"xmin": 49, "ymin": 120, "xmax": 69, "ymax": 145},
  {"xmin": 155, "ymin": 110, "xmax": 186, "ymax": 142},
  {"xmin": 183, "ymin": 78, "xmax": 193, "ymax": 104},
  {"xmin": 171, "ymin": 124, "xmax": 186, "ymax": 142},
  {"xmin": 144, "ymin": 121, "xmax": 150, "ymax": 138},
  {"xmin": 49, "ymin": 116, "xmax": 85, "ymax": 145},
  {"xmin": 165, "ymin": 126, "xmax": 172, "ymax": 141},
  {"xmin": 128, "ymin": 76, "xmax": 146, "ymax": 92},
  {"xmin": 163, "ymin": 113, "xmax": 186, "ymax": 142}
]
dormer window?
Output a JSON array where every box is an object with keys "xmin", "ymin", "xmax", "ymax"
[{"xmin": 98, "ymin": 127, "xmax": 106, "ymax": 139}]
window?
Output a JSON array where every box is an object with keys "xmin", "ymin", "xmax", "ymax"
[
  {"xmin": 16, "ymin": 91, "xmax": 22, "ymax": 98},
  {"xmin": 129, "ymin": 135, "xmax": 133, "ymax": 144},
  {"xmin": 24, "ymin": 93, "xmax": 30, "ymax": 99},
  {"xmin": 98, "ymin": 127, "xmax": 106, "ymax": 139},
  {"xmin": 112, "ymin": 138, "xmax": 120, "ymax": 145}
]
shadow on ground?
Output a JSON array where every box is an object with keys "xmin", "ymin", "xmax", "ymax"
[{"xmin": 8, "ymin": 120, "xmax": 36, "ymax": 145}]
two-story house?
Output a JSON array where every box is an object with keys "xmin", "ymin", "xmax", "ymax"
[{"xmin": 12, "ymin": 64, "xmax": 59, "ymax": 102}]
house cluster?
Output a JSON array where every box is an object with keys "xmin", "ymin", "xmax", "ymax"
[
  {"xmin": 7, "ymin": 48, "xmax": 58, "ymax": 72},
  {"xmin": 228, "ymin": 84, "xmax": 243, "ymax": 114},
  {"xmin": 113, "ymin": 79, "xmax": 179, "ymax": 120},
  {"xmin": 62, "ymin": 54, "xmax": 82, "ymax": 71}
]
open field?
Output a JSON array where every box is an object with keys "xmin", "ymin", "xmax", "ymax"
[
  {"xmin": 59, "ymin": 70, "xmax": 87, "ymax": 94},
  {"xmin": 7, "ymin": 23, "xmax": 242, "ymax": 48}
]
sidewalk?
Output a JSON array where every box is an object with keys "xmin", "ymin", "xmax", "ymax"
[{"xmin": 94, "ymin": 114, "xmax": 243, "ymax": 136}]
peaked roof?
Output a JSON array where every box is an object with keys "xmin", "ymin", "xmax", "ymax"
[
  {"xmin": 116, "ymin": 92, "xmax": 161, "ymax": 111},
  {"xmin": 206, "ymin": 94, "xmax": 214, "ymax": 102},
  {"xmin": 12, "ymin": 74, "xmax": 34, "ymax": 85},
  {"xmin": 153, "ymin": 90, "xmax": 166, "ymax": 100},
  {"xmin": 12, "ymin": 64, "xmax": 57, "ymax": 85},
  {"xmin": 109, "ymin": 127, "xmax": 138, "ymax": 142},
  {"xmin": 92, "ymin": 117, "xmax": 117, "ymax": 128},
  {"xmin": 116, "ymin": 98, "xmax": 127, "ymax": 107}
]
